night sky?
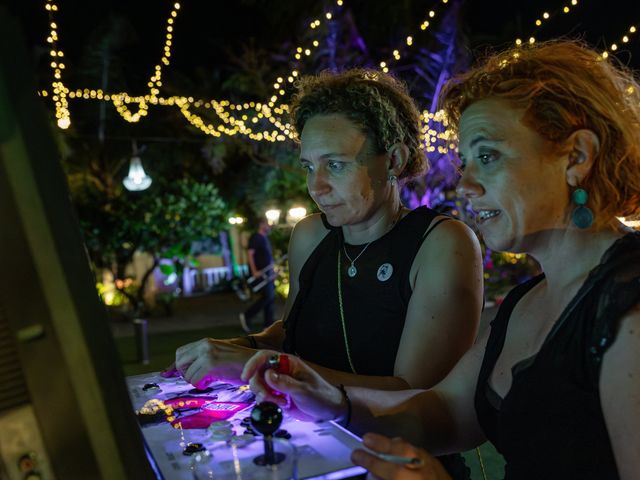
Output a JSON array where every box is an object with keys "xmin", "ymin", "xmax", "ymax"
[{"xmin": 12, "ymin": 0, "xmax": 640, "ymax": 136}]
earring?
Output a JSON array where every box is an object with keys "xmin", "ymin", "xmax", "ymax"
[
  {"xmin": 571, "ymin": 188, "xmax": 594, "ymax": 229},
  {"xmin": 388, "ymin": 174, "xmax": 397, "ymax": 184}
]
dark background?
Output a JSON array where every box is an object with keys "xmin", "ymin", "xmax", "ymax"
[
  {"xmin": 9, "ymin": 0, "xmax": 640, "ymax": 220},
  {"xmin": 15, "ymin": 0, "xmax": 640, "ymax": 123}
]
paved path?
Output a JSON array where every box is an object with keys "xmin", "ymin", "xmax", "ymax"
[{"xmin": 109, "ymin": 292, "xmax": 285, "ymax": 338}]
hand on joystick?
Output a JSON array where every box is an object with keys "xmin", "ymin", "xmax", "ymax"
[
  {"xmin": 242, "ymin": 350, "xmax": 347, "ymax": 423},
  {"xmin": 251, "ymin": 401, "xmax": 286, "ymax": 466},
  {"xmin": 264, "ymin": 354, "xmax": 291, "ymax": 403}
]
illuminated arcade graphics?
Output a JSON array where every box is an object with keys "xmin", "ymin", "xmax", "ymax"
[
  {"xmin": 127, "ymin": 373, "xmax": 367, "ymax": 479},
  {"xmin": 0, "ymin": 7, "xmax": 156, "ymax": 478}
]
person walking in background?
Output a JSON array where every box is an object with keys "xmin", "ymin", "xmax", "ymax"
[{"xmin": 240, "ymin": 217, "xmax": 275, "ymax": 332}]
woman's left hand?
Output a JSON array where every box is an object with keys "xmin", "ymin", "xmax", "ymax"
[{"xmin": 351, "ymin": 433, "xmax": 451, "ymax": 480}]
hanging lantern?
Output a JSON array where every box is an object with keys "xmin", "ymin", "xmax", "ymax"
[{"xmin": 123, "ymin": 156, "xmax": 152, "ymax": 191}]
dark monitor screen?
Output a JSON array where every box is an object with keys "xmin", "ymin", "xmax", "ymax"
[{"xmin": 0, "ymin": 7, "xmax": 157, "ymax": 479}]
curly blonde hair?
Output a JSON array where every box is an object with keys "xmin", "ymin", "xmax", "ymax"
[
  {"xmin": 289, "ymin": 68, "xmax": 427, "ymax": 180},
  {"xmin": 440, "ymin": 40, "xmax": 640, "ymax": 226}
]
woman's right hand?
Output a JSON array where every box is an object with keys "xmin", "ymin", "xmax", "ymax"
[
  {"xmin": 351, "ymin": 433, "xmax": 451, "ymax": 480},
  {"xmin": 162, "ymin": 338, "xmax": 256, "ymax": 388},
  {"xmin": 241, "ymin": 350, "xmax": 346, "ymax": 423}
]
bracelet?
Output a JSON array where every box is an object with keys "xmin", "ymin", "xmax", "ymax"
[
  {"xmin": 245, "ymin": 335, "xmax": 258, "ymax": 349},
  {"xmin": 336, "ymin": 384, "xmax": 352, "ymax": 428}
]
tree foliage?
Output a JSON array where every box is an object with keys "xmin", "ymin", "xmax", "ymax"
[{"xmin": 75, "ymin": 178, "xmax": 228, "ymax": 314}]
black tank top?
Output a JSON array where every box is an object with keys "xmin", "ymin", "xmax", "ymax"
[
  {"xmin": 283, "ymin": 206, "xmax": 442, "ymax": 375},
  {"xmin": 474, "ymin": 231, "xmax": 640, "ymax": 480}
]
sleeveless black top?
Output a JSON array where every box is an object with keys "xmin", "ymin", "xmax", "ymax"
[
  {"xmin": 283, "ymin": 206, "xmax": 441, "ymax": 375},
  {"xmin": 475, "ymin": 231, "xmax": 640, "ymax": 480}
]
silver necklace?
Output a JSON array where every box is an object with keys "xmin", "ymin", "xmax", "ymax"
[
  {"xmin": 343, "ymin": 241, "xmax": 372, "ymax": 278},
  {"xmin": 342, "ymin": 207, "xmax": 403, "ymax": 278}
]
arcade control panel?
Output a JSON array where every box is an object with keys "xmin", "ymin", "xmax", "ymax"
[{"xmin": 126, "ymin": 372, "xmax": 366, "ymax": 479}]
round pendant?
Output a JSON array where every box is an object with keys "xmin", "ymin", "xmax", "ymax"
[
  {"xmin": 376, "ymin": 263, "xmax": 393, "ymax": 282},
  {"xmin": 347, "ymin": 265, "xmax": 357, "ymax": 277}
]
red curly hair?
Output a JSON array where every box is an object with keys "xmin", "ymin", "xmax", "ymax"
[{"xmin": 440, "ymin": 40, "xmax": 640, "ymax": 226}]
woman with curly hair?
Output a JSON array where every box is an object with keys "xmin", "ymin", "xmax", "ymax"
[
  {"xmin": 169, "ymin": 69, "xmax": 484, "ymax": 478},
  {"xmin": 243, "ymin": 41, "xmax": 640, "ymax": 480}
]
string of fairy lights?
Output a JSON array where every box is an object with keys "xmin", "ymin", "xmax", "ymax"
[
  {"xmin": 377, "ymin": 0, "xmax": 450, "ymax": 73},
  {"xmin": 40, "ymin": 0, "xmax": 463, "ymax": 149},
  {"xmin": 173, "ymin": 0, "xmax": 351, "ymax": 141},
  {"xmin": 514, "ymin": 0, "xmax": 582, "ymax": 47},
  {"xmin": 40, "ymin": 0, "xmax": 461, "ymax": 144},
  {"xmin": 599, "ymin": 24, "xmax": 638, "ymax": 59},
  {"xmin": 511, "ymin": 0, "xmax": 638, "ymax": 60},
  {"xmin": 40, "ymin": 0, "xmax": 322, "ymax": 142},
  {"xmin": 41, "ymin": 0, "xmax": 638, "ymax": 157},
  {"xmin": 44, "ymin": 1, "xmax": 70, "ymax": 129}
]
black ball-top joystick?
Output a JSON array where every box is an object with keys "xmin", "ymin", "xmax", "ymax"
[{"xmin": 251, "ymin": 401, "xmax": 286, "ymax": 466}]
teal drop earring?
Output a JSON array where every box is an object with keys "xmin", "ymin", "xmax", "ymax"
[{"xmin": 571, "ymin": 188, "xmax": 594, "ymax": 229}]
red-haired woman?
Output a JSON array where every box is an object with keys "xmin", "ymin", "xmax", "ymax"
[{"xmin": 244, "ymin": 40, "xmax": 640, "ymax": 480}]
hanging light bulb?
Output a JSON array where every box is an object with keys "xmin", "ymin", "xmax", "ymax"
[{"xmin": 123, "ymin": 156, "xmax": 152, "ymax": 191}]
